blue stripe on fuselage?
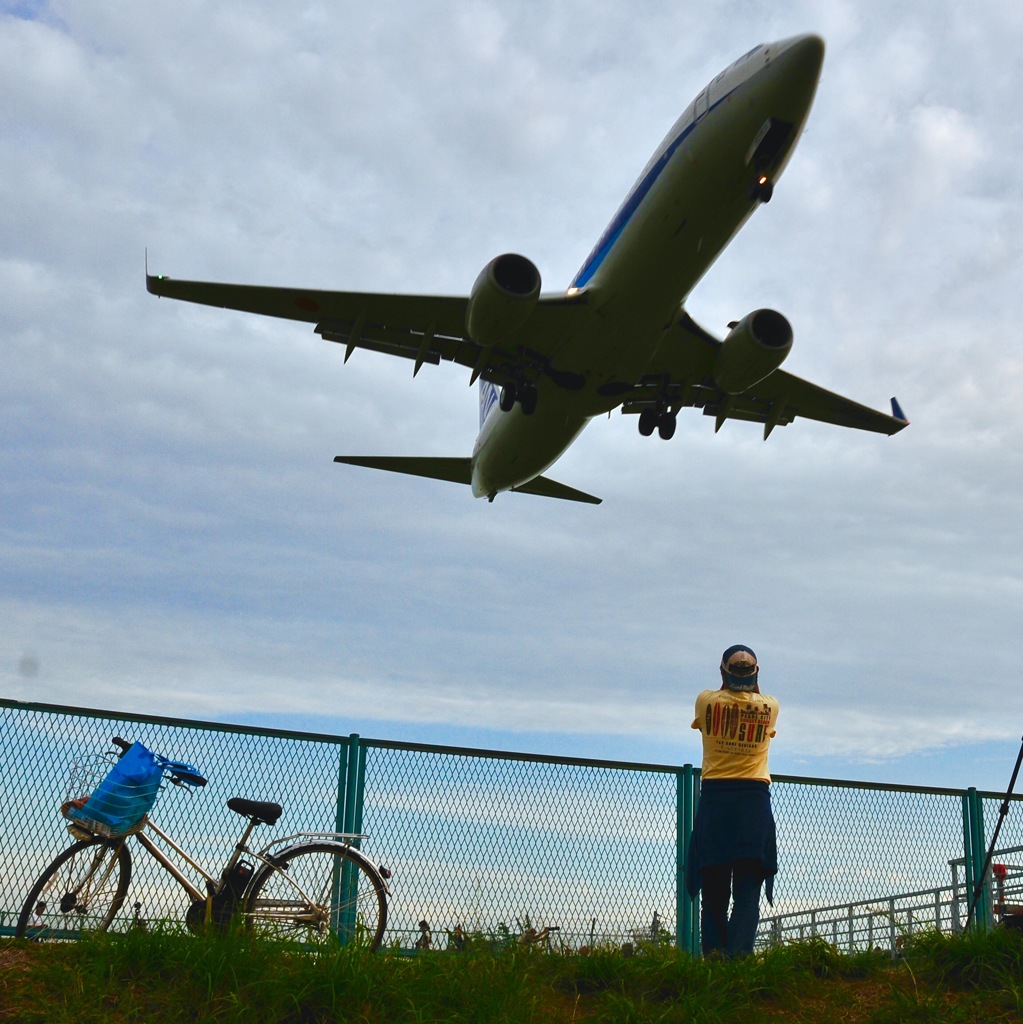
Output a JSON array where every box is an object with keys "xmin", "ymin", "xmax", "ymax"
[
  {"xmin": 479, "ymin": 379, "xmax": 499, "ymax": 429},
  {"xmin": 570, "ymin": 89, "xmax": 736, "ymax": 291}
]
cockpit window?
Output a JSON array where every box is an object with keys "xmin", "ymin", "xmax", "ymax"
[{"xmin": 722, "ymin": 45, "xmax": 763, "ymax": 77}]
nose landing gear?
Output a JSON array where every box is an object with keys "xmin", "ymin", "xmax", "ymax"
[
  {"xmin": 500, "ymin": 381, "xmax": 538, "ymax": 415},
  {"xmin": 749, "ymin": 174, "xmax": 774, "ymax": 203}
]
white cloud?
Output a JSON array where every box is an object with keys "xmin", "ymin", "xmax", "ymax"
[{"xmin": 3, "ymin": 0, "xmax": 1023, "ymax": 789}]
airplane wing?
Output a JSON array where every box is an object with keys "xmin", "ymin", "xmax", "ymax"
[
  {"xmin": 146, "ymin": 273, "xmax": 585, "ymax": 388},
  {"xmin": 621, "ymin": 311, "xmax": 908, "ymax": 438},
  {"xmin": 147, "ymin": 274, "xmax": 906, "ymax": 437}
]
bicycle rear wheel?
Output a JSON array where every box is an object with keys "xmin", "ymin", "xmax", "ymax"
[
  {"xmin": 245, "ymin": 842, "xmax": 387, "ymax": 950},
  {"xmin": 16, "ymin": 838, "xmax": 132, "ymax": 939}
]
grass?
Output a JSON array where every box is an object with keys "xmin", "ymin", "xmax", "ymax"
[{"xmin": 3, "ymin": 929, "xmax": 1023, "ymax": 1023}]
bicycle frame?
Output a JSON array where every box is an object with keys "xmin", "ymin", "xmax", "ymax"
[
  {"xmin": 130, "ymin": 816, "xmax": 235, "ymax": 904},
  {"xmin": 129, "ymin": 819, "xmax": 384, "ymax": 910}
]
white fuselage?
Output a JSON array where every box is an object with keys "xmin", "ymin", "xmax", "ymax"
[{"xmin": 470, "ymin": 34, "xmax": 824, "ymax": 500}]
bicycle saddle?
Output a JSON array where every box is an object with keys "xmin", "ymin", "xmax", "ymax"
[{"xmin": 227, "ymin": 797, "xmax": 283, "ymax": 826}]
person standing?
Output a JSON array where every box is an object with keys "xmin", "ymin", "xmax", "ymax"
[
  {"xmin": 686, "ymin": 644, "xmax": 779, "ymax": 957},
  {"xmin": 27, "ymin": 900, "xmax": 47, "ymax": 940}
]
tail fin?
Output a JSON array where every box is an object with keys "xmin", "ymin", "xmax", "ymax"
[{"xmin": 479, "ymin": 380, "xmax": 500, "ymax": 430}]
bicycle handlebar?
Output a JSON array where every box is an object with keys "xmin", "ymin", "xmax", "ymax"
[
  {"xmin": 109, "ymin": 736, "xmax": 208, "ymax": 788},
  {"xmin": 168, "ymin": 768, "xmax": 208, "ymax": 789}
]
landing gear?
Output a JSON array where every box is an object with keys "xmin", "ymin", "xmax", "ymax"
[
  {"xmin": 499, "ymin": 381, "xmax": 538, "ymax": 416},
  {"xmin": 638, "ymin": 408, "xmax": 676, "ymax": 440},
  {"xmin": 749, "ymin": 175, "xmax": 774, "ymax": 203}
]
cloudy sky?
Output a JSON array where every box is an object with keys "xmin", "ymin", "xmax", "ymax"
[{"xmin": 4, "ymin": 0, "xmax": 1023, "ymax": 791}]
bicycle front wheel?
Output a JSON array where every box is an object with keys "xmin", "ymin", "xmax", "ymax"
[
  {"xmin": 16, "ymin": 838, "xmax": 132, "ymax": 939},
  {"xmin": 246, "ymin": 842, "xmax": 387, "ymax": 950}
]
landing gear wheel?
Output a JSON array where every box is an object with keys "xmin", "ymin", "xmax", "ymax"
[
  {"xmin": 499, "ymin": 383, "xmax": 517, "ymax": 412},
  {"xmin": 657, "ymin": 413, "xmax": 677, "ymax": 440},
  {"xmin": 519, "ymin": 385, "xmax": 538, "ymax": 416},
  {"xmin": 638, "ymin": 409, "xmax": 657, "ymax": 437}
]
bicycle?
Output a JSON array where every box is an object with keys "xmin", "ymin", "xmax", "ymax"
[
  {"xmin": 15, "ymin": 736, "xmax": 391, "ymax": 949},
  {"xmin": 517, "ymin": 922, "xmax": 565, "ymax": 954}
]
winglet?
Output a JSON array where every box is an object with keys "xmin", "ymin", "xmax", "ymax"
[
  {"xmin": 145, "ymin": 252, "xmax": 167, "ymax": 296},
  {"xmin": 890, "ymin": 397, "xmax": 909, "ymax": 427}
]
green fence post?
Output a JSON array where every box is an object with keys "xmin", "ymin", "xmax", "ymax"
[
  {"xmin": 352, "ymin": 742, "xmax": 368, "ymax": 846},
  {"xmin": 330, "ymin": 737, "xmax": 348, "ymax": 936},
  {"xmin": 676, "ymin": 767, "xmax": 689, "ymax": 951},
  {"xmin": 342, "ymin": 735, "xmax": 361, "ymax": 834},
  {"xmin": 961, "ymin": 791, "xmax": 975, "ymax": 931},
  {"xmin": 334, "ymin": 737, "xmax": 350, "ymax": 835},
  {"xmin": 962, "ymin": 787, "xmax": 993, "ymax": 931},
  {"xmin": 969, "ymin": 788, "xmax": 991, "ymax": 929},
  {"xmin": 676, "ymin": 767, "xmax": 700, "ymax": 956},
  {"xmin": 334, "ymin": 734, "xmax": 361, "ymax": 942}
]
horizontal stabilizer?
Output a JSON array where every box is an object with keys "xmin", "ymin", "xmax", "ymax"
[
  {"xmin": 512, "ymin": 476, "xmax": 602, "ymax": 505},
  {"xmin": 333, "ymin": 456, "xmax": 472, "ymax": 485},
  {"xmin": 333, "ymin": 456, "xmax": 601, "ymax": 504}
]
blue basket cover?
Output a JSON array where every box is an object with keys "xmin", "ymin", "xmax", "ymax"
[{"xmin": 67, "ymin": 742, "xmax": 164, "ymax": 834}]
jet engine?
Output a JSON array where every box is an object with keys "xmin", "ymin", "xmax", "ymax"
[
  {"xmin": 466, "ymin": 253, "xmax": 541, "ymax": 347},
  {"xmin": 713, "ymin": 309, "xmax": 793, "ymax": 394}
]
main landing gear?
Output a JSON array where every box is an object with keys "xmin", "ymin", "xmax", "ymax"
[
  {"xmin": 500, "ymin": 381, "xmax": 538, "ymax": 415},
  {"xmin": 638, "ymin": 408, "xmax": 677, "ymax": 440}
]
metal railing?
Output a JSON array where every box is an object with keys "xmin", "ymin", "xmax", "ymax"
[
  {"xmin": 2, "ymin": 699, "xmax": 1022, "ymax": 954},
  {"xmin": 759, "ymin": 857, "xmax": 1023, "ymax": 954}
]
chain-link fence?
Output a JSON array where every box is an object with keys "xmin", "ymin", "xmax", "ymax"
[
  {"xmin": 359, "ymin": 740, "xmax": 681, "ymax": 951},
  {"xmin": 3, "ymin": 699, "xmax": 1021, "ymax": 953}
]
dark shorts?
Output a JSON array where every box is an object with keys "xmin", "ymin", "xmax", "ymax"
[{"xmin": 686, "ymin": 778, "xmax": 777, "ymax": 902}]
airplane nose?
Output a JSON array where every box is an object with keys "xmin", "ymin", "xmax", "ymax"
[{"xmin": 772, "ymin": 33, "xmax": 825, "ymax": 82}]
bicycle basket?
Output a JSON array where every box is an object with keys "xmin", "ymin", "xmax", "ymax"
[{"xmin": 64, "ymin": 742, "xmax": 164, "ymax": 836}]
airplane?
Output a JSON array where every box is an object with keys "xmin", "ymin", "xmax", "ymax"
[{"xmin": 147, "ymin": 33, "xmax": 907, "ymax": 506}]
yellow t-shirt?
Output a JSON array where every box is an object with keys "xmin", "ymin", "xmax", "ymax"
[{"xmin": 691, "ymin": 689, "xmax": 779, "ymax": 783}]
